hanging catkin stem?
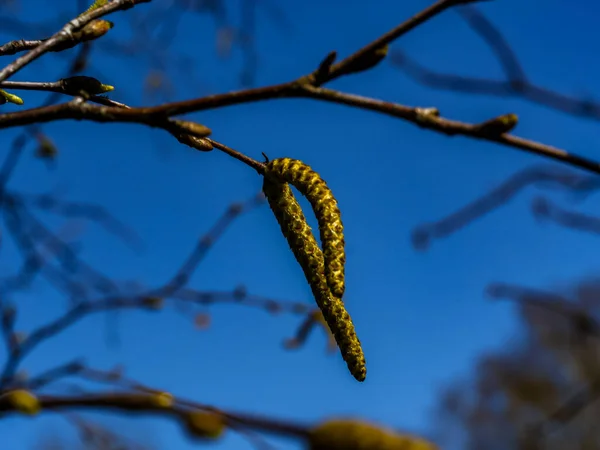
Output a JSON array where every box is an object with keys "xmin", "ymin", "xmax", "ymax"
[
  {"xmin": 266, "ymin": 158, "xmax": 346, "ymax": 299},
  {"xmin": 262, "ymin": 175, "xmax": 366, "ymax": 382}
]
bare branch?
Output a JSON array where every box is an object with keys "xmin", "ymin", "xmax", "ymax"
[
  {"xmin": 0, "ymin": 391, "xmax": 311, "ymax": 440},
  {"xmin": 390, "ymin": 6, "xmax": 600, "ymax": 121},
  {"xmin": 310, "ymin": 0, "xmax": 486, "ymax": 86},
  {"xmin": 411, "ymin": 165, "xmax": 600, "ymax": 250},
  {"xmin": 0, "ymin": 0, "xmax": 150, "ymax": 82},
  {"xmin": 532, "ymin": 197, "xmax": 600, "ymax": 238}
]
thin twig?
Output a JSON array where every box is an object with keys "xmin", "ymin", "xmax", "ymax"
[
  {"xmin": 0, "ymin": 0, "xmax": 151, "ymax": 83},
  {"xmin": 389, "ymin": 6, "xmax": 600, "ymax": 121}
]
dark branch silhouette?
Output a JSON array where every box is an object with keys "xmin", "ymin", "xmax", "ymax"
[
  {"xmin": 390, "ymin": 5, "xmax": 600, "ymax": 121},
  {"xmin": 411, "ymin": 164, "xmax": 600, "ymax": 250}
]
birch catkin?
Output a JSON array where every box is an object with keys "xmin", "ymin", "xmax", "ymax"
[
  {"xmin": 309, "ymin": 419, "xmax": 439, "ymax": 450},
  {"xmin": 266, "ymin": 158, "xmax": 346, "ymax": 299},
  {"xmin": 262, "ymin": 175, "xmax": 366, "ymax": 382}
]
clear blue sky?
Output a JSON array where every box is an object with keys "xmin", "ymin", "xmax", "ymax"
[{"xmin": 1, "ymin": 0, "xmax": 600, "ymax": 448}]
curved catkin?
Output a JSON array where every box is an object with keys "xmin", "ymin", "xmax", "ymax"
[
  {"xmin": 262, "ymin": 176, "xmax": 366, "ymax": 382},
  {"xmin": 266, "ymin": 158, "xmax": 346, "ymax": 299},
  {"xmin": 308, "ymin": 419, "xmax": 439, "ymax": 450}
]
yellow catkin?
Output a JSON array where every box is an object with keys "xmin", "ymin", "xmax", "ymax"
[
  {"xmin": 183, "ymin": 411, "xmax": 226, "ymax": 440},
  {"xmin": 309, "ymin": 419, "xmax": 439, "ymax": 450},
  {"xmin": 262, "ymin": 176, "xmax": 366, "ymax": 381},
  {"xmin": 266, "ymin": 158, "xmax": 346, "ymax": 299},
  {"xmin": 152, "ymin": 391, "xmax": 173, "ymax": 408},
  {"xmin": 5, "ymin": 390, "xmax": 41, "ymax": 415}
]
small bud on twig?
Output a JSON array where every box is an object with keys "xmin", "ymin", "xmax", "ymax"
[
  {"xmin": 0, "ymin": 89, "xmax": 24, "ymax": 105},
  {"xmin": 338, "ymin": 45, "xmax": 389, "ymax": 76},
  {"xmin": 60, "ymin": 76, "xmax": 114, "ymax": 96},
  {"xmin": 475, "ymin": 113, "xmax": 518, "ymax": 136}
]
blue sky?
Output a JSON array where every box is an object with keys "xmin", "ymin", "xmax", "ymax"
[{"xmin": 1, "ymin": 0, "xmax": 600, "ymax": 448}]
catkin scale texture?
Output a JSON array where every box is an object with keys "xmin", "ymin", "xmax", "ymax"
[
  {"xmin": 266, "ymin": 158, "xmax": 346, "ymax": 299},
  {"xmin": 262, "ymin": 176, "xmax": 366, "ymax": 382}
]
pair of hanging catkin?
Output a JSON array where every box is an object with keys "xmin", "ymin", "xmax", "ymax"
[{"xmin": 262, "ymin": 157, "xmax": 366, "ymax": 382}]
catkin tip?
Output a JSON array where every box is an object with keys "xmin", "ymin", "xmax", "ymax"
[{"xmin": 354, "ymin": 367, "xmax": 367, "ymax": 382}]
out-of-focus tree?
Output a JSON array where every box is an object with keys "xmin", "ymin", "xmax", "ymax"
[{"xmin": 431, "ymin": 279, "xmax": 600, "ymax": 450}]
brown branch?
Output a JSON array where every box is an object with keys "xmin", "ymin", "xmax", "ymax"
[
  {"xmin": 0, "ymin": 77, "xmax": 113, "ymax": 96},
  {"xmin": 208, "ymin": 139, "xmax": 266, "ymax": 173},
  {"xmin": 0, "ymin": 0, "xmax": 595, "ymax": 183},
  {"xmin": 0, "ymin": 391, "xmax": 311, "ymax": 440},
  {"xmin": 0, "ymin": 39, "xmax": 44, "ymax": 56},
  {"xmin": 2, "ymin": 80, "xmax": 599, "ymax": 181},
  {"xmin": 300, "ymin": 86, "xmax": 600, "ymax": 173},
  {"xmin": 311, "ymin": 0, "xmax": 485, "ymax": 86},
  {"xmin": 0, "ymin": 0, "xmax": 482, "ymax": 175},
  {"xmin": 0, "ymin": 380, "xmax": 436, "ymax": 448},
  {"xmin": 0, "ymin": 99, "xmax": 212, "ymax": 137}
]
